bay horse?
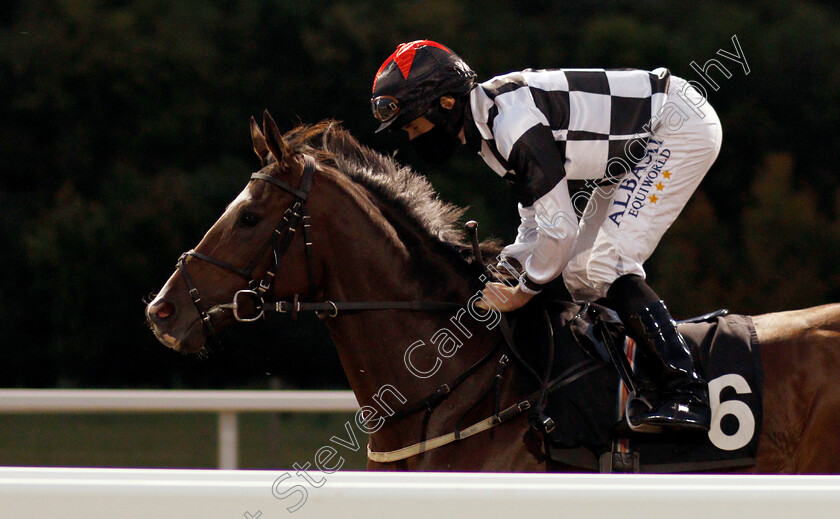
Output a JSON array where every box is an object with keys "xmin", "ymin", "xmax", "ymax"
[{"xmin": 146, "ymin": 112, "xmax": 840, "ymax": 473}]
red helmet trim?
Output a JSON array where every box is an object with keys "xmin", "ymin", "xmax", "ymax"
[{"xmin": 372, "ymin": 40, "xmax": 452, "ymax": 93}]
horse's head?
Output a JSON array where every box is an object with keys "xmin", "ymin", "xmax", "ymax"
[
  {"xmin": 147, "ymin": 113, "xmax": 502, "ymax": 355},
  {"xmin": 146, "ymin": 111, "xmax": 318, "ymax": 353}
]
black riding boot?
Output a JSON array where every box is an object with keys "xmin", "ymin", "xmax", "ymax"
[
  {"xmin": 623, "ymin": 300, "xmax": 711, "ymax": 432},
  {"xmin": 606, "ymin": 274, "xmax": 711, "ymax": 433}
]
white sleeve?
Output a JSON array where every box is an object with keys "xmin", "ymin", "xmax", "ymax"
[
  {"xmin": 487, "ymin": 79, "xmax": 578, "ymax": 288},
  {"xmin": 515, "ymin": 180, "xmax": 579, "ymax": 286},
  {"xmin": 499, "ymin": 203, "xmax": 538, "ymax": 266}
]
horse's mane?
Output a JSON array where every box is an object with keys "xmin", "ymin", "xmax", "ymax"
[{"xmin": 281, "ymin": 120, "xmax": 503, "ymax": 268}]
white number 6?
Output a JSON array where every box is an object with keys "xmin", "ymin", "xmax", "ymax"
[{"xmin": 708, "ymin": 373, "xmax": 756, "ymax": 451}]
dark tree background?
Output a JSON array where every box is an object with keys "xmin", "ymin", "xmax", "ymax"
[{"xmin": 2, "ymin": 0, "xmax": 839, "ymax": 389}]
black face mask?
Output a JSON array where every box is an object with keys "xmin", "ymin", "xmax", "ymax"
[{"xmin": 409, "ymin": 125, "xmax": 459, "ymax": 164}]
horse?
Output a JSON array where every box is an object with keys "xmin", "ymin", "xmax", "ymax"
[{"xmin": 146, "ymin": 112, "xmax": 840, "ymax": 473}]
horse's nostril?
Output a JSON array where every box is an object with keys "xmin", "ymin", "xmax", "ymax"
[{"xmin": 156, "ymin": 300, "xmax": 175, "ymax": 320}]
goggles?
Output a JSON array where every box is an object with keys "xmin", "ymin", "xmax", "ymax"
[{"xmin": 371, "ymin": 95, "xmax": 400, "ymax": 123}]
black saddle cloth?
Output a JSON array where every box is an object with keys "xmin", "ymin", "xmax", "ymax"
[{"xmin": 507, "ymin": 298, "xmax": 763, "ymax": 473}]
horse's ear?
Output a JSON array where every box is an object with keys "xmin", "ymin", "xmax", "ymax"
[
  {"xmin": 262, "ymin": 110, "xmax": 291, "ymax": 164},
  {"xmin": 250, "ymin": 116, "xmax": 270, "ymax": 166}
]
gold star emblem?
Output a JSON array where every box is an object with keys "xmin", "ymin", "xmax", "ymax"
[
  {"xmin": 662, "ymin": 170, "xmax": 672, "ymax": 179},
  {"xmin": 649, "ymin": 194, "xmax": 659, "ymax": 204},
  {"xmin": 656, "ymin": 182, "xmax": 665, "ymax": 191}
]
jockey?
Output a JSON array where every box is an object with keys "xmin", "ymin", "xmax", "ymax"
[{"xmin": 369, "ymin": 40, "xmax": 721, "ymax": 433}]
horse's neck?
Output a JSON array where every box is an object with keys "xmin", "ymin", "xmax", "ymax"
[{"xmin": 311, "ymin": 172, "xmax": 500, "ymax": 451}]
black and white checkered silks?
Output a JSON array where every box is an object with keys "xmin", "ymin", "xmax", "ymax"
[
  {"xmin": 469, "ymin": 68, "xmax": 670, "ymax": 187},
  {"xmin": 466, "ymin": 68, "xmax": 722, "ymax": 299}
]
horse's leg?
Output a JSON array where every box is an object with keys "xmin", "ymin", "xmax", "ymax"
[{"xmin": 751, "ymin": 303, "xmax": 840, "ymax": 473}]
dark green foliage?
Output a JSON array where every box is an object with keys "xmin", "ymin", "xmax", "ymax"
[{"xmin": 2, "ymin": 0, "xmax": 839, "ymax": 388}]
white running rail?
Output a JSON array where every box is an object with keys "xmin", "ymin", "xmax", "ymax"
[
  {"xmin": 1, "ymin": 468, "xmax": 840, "ymax": 519},
  {"xmin": 0, "ymin": 389, "xmax": 359, "ymax": 469}
]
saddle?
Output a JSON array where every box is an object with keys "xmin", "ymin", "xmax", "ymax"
[{"xmin": 507, "ymin": 297, "xmax": 763, "ymax": 473}]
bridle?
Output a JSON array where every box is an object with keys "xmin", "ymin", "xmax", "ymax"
[
  {"xmin": 176, "ymin": 154, "xmax": 461, "ymax": 346},
  {"xmin": 173, "ymin": 151, "xmax": 603, "ymax": 462}
]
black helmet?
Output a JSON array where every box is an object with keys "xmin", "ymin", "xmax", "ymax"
[{"xmin": 371, "ymin": 40, "xmax": 476, "ymax": 133}]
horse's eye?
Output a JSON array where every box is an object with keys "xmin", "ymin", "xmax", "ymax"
[{"xmin": 240, "ymin": 211, "xmax": 261, "ymax": 227}]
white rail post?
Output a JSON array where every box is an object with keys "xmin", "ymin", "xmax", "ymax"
[{"xmin": 217, "ymin": 411, "xmax": 238, "ymax": 470}]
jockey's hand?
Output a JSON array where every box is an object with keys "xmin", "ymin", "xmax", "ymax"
[{"xmin": 475, "ymin": 282, "xmax": 534, "ymax": 313}]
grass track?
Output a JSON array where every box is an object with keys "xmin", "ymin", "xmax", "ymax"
[{"xmin": 0, "ymin": 412, "xmax": 368, "ymax": 470}]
